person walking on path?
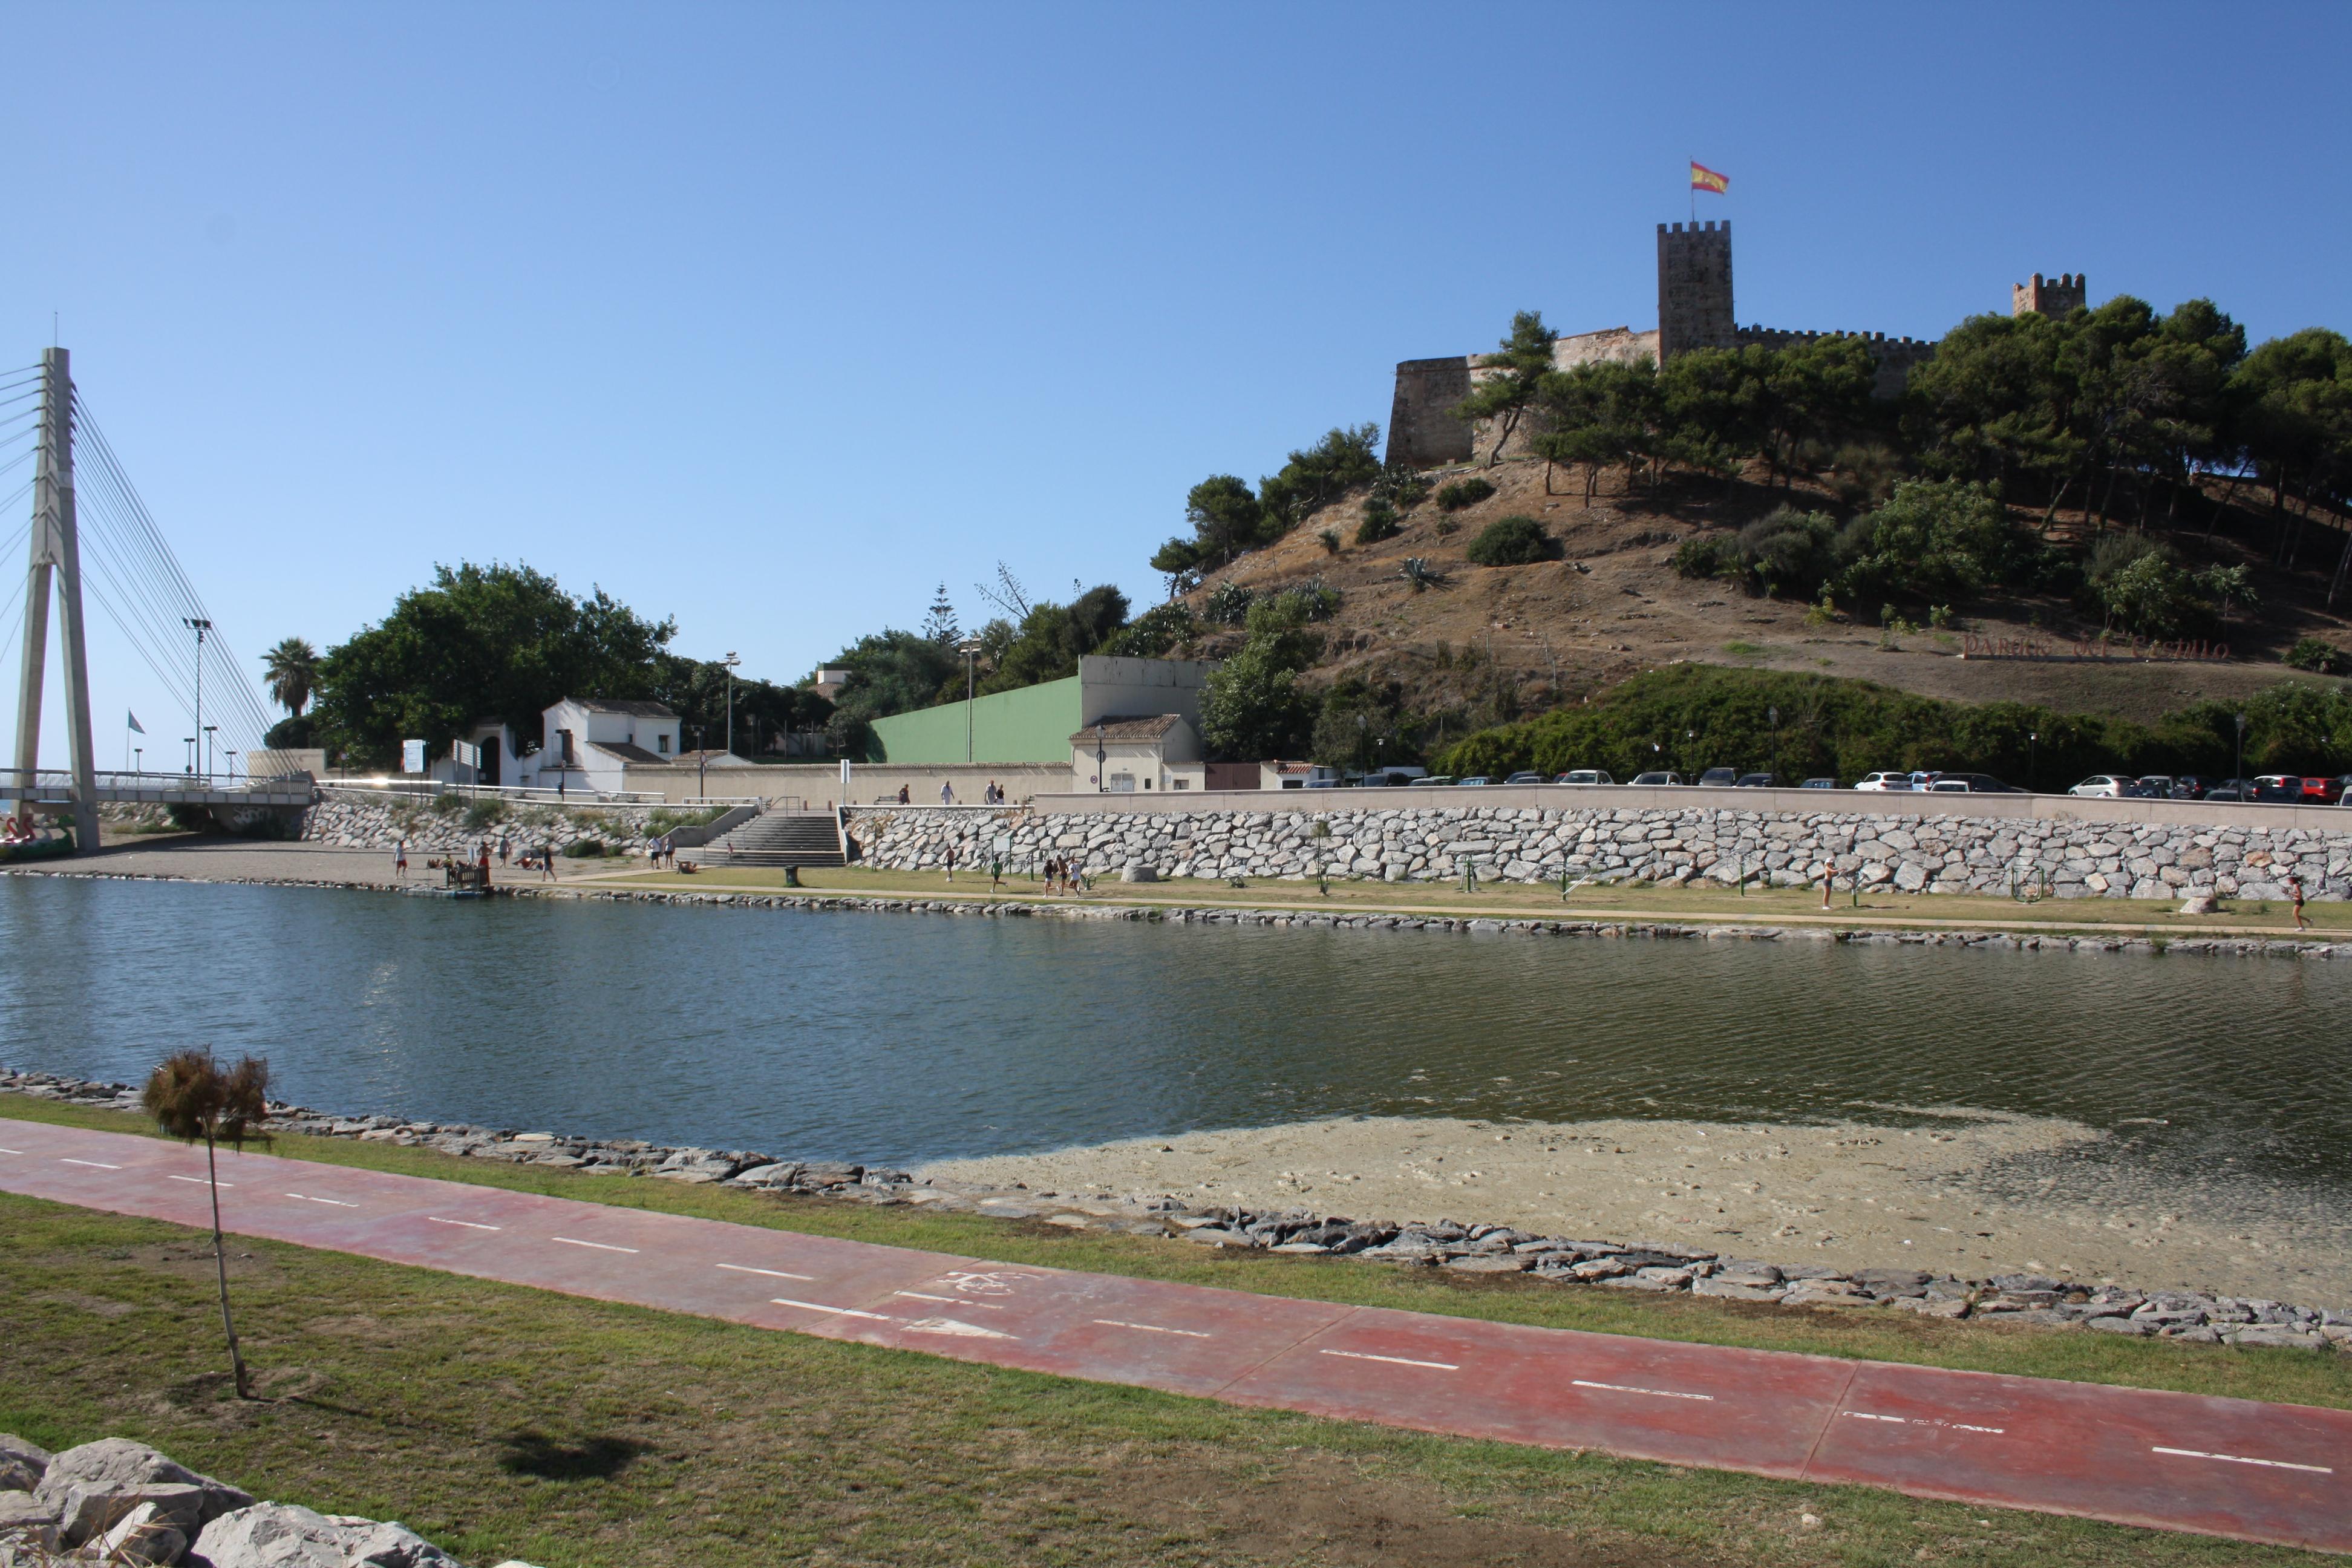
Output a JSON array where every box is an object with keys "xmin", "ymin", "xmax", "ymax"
[
  {"xmin": 939, "ymin": 780, "xmax": 955, "ymax": 805},
  {"xmin": 394, "ymin": 838, "xmax": 408, "ymax": 879},
  {"xmin": 497, "ymin": 834, "xmax": 510, "ymax": 867},
  {"xmin": 1821, "ymin": 862, "xmax": 1834, "ymax": 910},
  {"xmin": 944, "ymin": 843, "xmax": 956, "ymax": 883},
  {"xmin": 990, "ymin": 852, "xmax": 1004, "ymax": 890},
  {"xmin": 896, "ymin": 783, "xmax": 910, "ymax": 805},
  {"xmin": 2287, "ymin": 874, "xmax": 2311, "ymax": 930},
  {"xmin": 541, "ymin": 842, "xmax": 557, "ymax": 880}
]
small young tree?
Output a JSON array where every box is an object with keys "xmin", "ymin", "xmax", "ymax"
[{"xmin": 142, "ymin": 1050, "xmax": 272, "ymax": 1399}]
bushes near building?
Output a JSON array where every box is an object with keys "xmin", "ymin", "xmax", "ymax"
[{"xmin": 1464, "ymin": 515, "xmax": 1560, "ymax": 566}]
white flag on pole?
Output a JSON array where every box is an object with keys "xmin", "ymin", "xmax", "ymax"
[{"xmin": 126, "ymin": 711, "xmax": 145, "ymax": 734}]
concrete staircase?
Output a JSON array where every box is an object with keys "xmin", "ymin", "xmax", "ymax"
[{"xmin": 682, "ymin": 808, "xmax": 846, "ymax": 869}]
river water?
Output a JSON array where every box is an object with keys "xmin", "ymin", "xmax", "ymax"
[{"xmin": 6, "ymin": 876, "xmax": 2346, "ymax": 1207}]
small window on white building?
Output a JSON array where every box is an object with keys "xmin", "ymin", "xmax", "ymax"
[
  {"xmin": 1173, "ymin": 778, "xmax": 1188, "ymax": 789},
  {"xmin": 1109, "ymin": 772, "xmax": 1137, "ymax": 792},
  {"xmin": 657, "ymin": 733, "xmax": 670, "ymax": 754}
]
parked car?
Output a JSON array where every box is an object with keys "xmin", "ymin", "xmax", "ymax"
[
  {"xmin": 1928, "ymin": 779, "xmax": 1971, "ymax": 792},
  {"xmin": 2302, "ymin": 776, "xmax": 2346, "ymax": 803},
  {"xmin": 2136, "ymin": 776, "xmax": 2179, "ymax": 799},
  {"xmin": 1800, "ymin": 777, "xmax": 1839, "ymax": 789},
  {"xmin": 1696, "ymin": 766, "xmax": 1739, "ymax": 788},
  {"xmin": 2170, "ymin": 776, "xmax": 2213, "ymax": 800},
  {"xmin": 1360, "ymin": 766, "xmax": 1430, "ymax": 787},
  {"xmin": 1630, "ymin": 770, "xmax": 1684, "ymax": 786},
  {"xmin": 1941, "ymin": 773, "xmax": 2024, "ymax": 793},
  {"xmin": 2252, "ymin": 775, "xmax": 2307, "ymax": 802},
  {"xmin": 1456, "ymin": 776, "xmax": 1492, "ymax": 786},
  {"xmin": 1733, "ymin": 773, "xmax": 1776, "ymax": 787},
  {"xmin": 1554, "ymin": 769, "xmax": 1614, "ymax": 785},
  {"xmin": 1417, "ymin": 776, "xmax": 1456, "ymax": 788},
  {"xmin": 1854, "ymin": 771, "xmax": 1917, "ymax": 791},
  {"xmin": 2203, "ymin": 777, "xmax": 2253, "ymax": 801},
  {"xmin": 2068, "ymin": 775, "xmax": 2134, "ymax": 798}
]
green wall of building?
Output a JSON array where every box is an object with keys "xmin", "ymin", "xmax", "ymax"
[{"xmin": 867, "ymin": 675, "xmax": 1082, "ymax": 765}]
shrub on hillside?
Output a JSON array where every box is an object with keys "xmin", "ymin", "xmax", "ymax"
[
  {"xmin": 1203, "ymin": 580, "xmax": 1256, "ymax": 625},
  {"xmin": 1673, "ymin": 535, "xmax": 1740, "ymax": 581},
  {"xmin": 562, "ymin": 838, "xmax": 606, "ymax": 858},
  {"xmin": 1318, "ymin": 528, "xmax": 1341, "ymax": 554},
  {"xmin": 2285, "ymin": 636, "xmax": 2348, "ymax": 675},
  {"xmin": 1832, "ymin": 480, "xmax": 2016, "ymax": 603},
  {"xmin": 1434, "ymin": 477, "xmax": 1496, "ymax": 512},
  {"xmin": 1371, "ymin": 468, "xmax": 1432, "ymax": 509},
  {"xmin": 1100, "ymin": 602, "xmax": 1199, "ymax": 658},
  {"xmin": 1354, "ymin": 500, "xmax": 1402, "ymax": 545},
  {"xmin": 1465, "ymin": 515, "xmax": 1561, "ymax": 566}
]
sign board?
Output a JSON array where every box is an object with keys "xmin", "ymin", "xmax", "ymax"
[
  {"xmin": 401, "ymin": 739, "xmax": 426, "ymax": 774},
  {"xmin": 452, "ymin": 740, "xmax": 482, "ymax": 769}
]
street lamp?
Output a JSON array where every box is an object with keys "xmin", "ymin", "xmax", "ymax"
[
  {"xmin": 225, "ymin": 749, "xmax": 237, "ymax": 779},
  {"xmin": 1768, "ymin": 705, "xmax": 1780, "ymax": 783},
  {"xmin": 203, "ymin": 725, "xmax": 218, "ymax": 780},
  {"xmin": 2028, "ymin": 730, "xmax": 2039, "ymax": 791},
  {"xmin": 1095, "ymin": 722, "xmax": 1107, "ymax": 794},
  {"xmin": 721, "ymin": 652, "xmax": 742, "ymax": 757},
  {"xmin": 182, "ymin": 737, "xmax": 194, "ymax": 774},
  {"xmin": 2233, "ymin": 711, "xmax": 2247, "ymax": 782},
  {"xmin": 958, "ymin": 638, "xmax": 982, "ymax": 763},
  {"xmin": 183, "ymin": 618, "xmax": 211, "ymax": 779}
]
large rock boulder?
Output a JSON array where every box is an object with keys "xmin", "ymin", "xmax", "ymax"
[
  {"xmin": 100, "ymin": 1499, "xmax": 189, "ymax": 1564},
  {"xmin": 189, "ymin": 1502, "xmax": 459, "ymax": 1568},
  {"xmin": 0, "ymin": 1489, "xmax": 59, "ymax": 1552},
  {"xmin": 33, "ymin": 1439, "xmax": 251, "ymax": 1546},
  {"xmin": 0, "ymin": 1436, "xmax": 48, "ymax": 1493}
]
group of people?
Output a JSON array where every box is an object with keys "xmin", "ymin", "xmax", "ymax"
[
  {"xmin": 891, "ymin": 780, "xmax": 1010, "ymax": 805},
  {"xmin": 1041, "ymin": 855, "xmax": 1086, "ymax": 895},
  {"xmin": 647, "ymin": 833, "xmax": 682, "ymax": 869},
  {"xmin": 391, "ymin": 834, "xmax": 562, "ymax": 881}
]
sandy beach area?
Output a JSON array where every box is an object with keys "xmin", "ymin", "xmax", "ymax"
[{"xmin": 923, "ymin": 1110, "xmax": 2350, "ymax": 1307}]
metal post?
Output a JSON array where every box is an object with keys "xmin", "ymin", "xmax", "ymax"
[
  {"xmin": 9, "ymin": 348, "xmax": 99, "ymax": 849},
  {"xmin": 722, "ymin": 651, "xmax": 740, "ymax": 757},
  {"xmin": 185, "ymin": 617, "xmax": 212, "ymax": 780}
]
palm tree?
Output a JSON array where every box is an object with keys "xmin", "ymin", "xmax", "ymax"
[
  {"xmin": 261, "ymin": 637, "xmax": 319, "ymax": 717},
  {"xmin": 142, "ymin": 1050, "xmax": 272, "ymax": 1399}
]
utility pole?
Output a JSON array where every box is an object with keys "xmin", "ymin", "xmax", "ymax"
[
  {"xmin": 8, "ymin": 348, "xmax": 99, "ymax": 850},
  {"xmin": 958, "ymin": 638, "xmax": 981, "ymax": 763},
  {"xmin": 722, "ymin": 652, "xmax": 740, "ymax": 757}
]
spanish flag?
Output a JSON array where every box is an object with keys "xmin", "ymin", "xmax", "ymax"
[{"xmin": 1690, "ymin": 160, "xmax": 1729, "ymax": 195}]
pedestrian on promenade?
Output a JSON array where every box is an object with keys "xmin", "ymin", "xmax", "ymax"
[
  {"xmin": 897, "ymin": 783, "xmax": 910, "ymax": 805},
  {"xmin": 541, "ymin": 842, "xmax": 557, "ymax": 880},
  {"xmin": 394, "ymin": 838, "xmax": 408, "ymax": 879},
  {"xmin": 944, "ymin": 843, "xmax": 956, "ymax": 882},
  {"xmin": 990, "ymin": 853, "xmax": 1004, "ymax": 890},
  {"xmin": 497, "ymin": 835, "xmax": 509, "ymax": 866},
  {"xmin": 940, "ymin": 780, "xmax": 955, "ymax": 805},
  {"xmin": 2287, "ymin": 875, "xmax": 2311, "ymax": 930},
  {"xmin": 1821, "ymin": 863, "xmax": 1834, "ymax": 910}
]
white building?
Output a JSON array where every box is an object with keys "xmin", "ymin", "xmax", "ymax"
[
  {"xmin": 1069, "ymin": 714, "xmax": 1206, "ymax": 793},
  {"xmin": 528, "ymin": 697, "xmax": 684, "ymax": 794}
]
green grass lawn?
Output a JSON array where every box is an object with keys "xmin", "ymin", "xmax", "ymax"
[
  {"xmin": 4, "ymin": 1097, "xmax": 2346, "ymax": 1567},
  {"xmin": 580, "ymin": 862, "xmax": 2348, "ymax": 939}
]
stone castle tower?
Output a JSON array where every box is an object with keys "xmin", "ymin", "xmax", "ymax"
[
  {"xmin": 2012, "ymin": 272, "xmax": 2088, "ymax": 317},
  {"xmin": 1657, "ymin": 221, "xmax": 1736, "ymax": 358}
]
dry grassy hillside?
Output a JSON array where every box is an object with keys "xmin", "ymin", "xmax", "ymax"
[{"xmin": 1177, "ymin": 454, "xmax": 2350, "ymax": 739}]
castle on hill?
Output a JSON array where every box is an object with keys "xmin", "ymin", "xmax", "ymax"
[{"xmin": 1386, "ymin": 220, "xmax": 2087, "ymax": 468}]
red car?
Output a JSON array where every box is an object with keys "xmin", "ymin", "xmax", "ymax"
[{"xmin": 2304, "ymin": 776, "xmax": 2348, "ymax": 804}]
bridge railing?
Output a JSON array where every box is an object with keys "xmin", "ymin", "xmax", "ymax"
[{"xmin": 0, "ymin": 767, "xmax": 314, "ymax": 800}]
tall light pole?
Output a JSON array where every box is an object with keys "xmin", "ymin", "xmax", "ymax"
[
  {"xmin": 721, "ymin": 652, "xmax": 741, "ymax": 757},
  {"xmin": 958, "ymin": 638, "xmax": 982, "ymax": 763},
  {"xmin": 2233, "ymin": 711, "xmax": 2247, "ymax": 782},
  {"xmin": 203, "ymin": 725, "xmax": 218, "ymax": 780},
  {"xmin": 2028, "ymin": 730, "xmax": 2039, "ymax": 791},
  {"xmin": 183, "ymin": 617, "xmax": 212, "ymax": 778},
  {"xmin": 1768, "ymin": 705, "xmax": 1780, "ymax": 783}
]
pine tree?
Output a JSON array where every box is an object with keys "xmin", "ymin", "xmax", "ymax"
[{"xmin": 921, "ymin": 584, "xmax": 961, "ymax": 644}]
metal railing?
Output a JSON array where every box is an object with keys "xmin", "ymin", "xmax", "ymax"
[
  {"xmin": 0, "ymin": 767, "xmax": 313, "ymax": 799},
  {"xmin": 316, "ymin": 778, "xmax": 765, "ymax": 807}
]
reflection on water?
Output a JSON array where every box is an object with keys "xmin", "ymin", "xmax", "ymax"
[{"xmin": 2, "ymin": 878, "xmax": 2344, "ymax": 1207}]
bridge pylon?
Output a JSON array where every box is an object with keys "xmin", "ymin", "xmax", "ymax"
[{"xmin": 7, "ymin": 347, "xmax": 100, "ymax": 851}]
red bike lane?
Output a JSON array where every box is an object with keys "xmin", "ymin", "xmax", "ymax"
[{"xmin": 1, "ymin": 1120, "xmax": 2342, "ymax": 1553}]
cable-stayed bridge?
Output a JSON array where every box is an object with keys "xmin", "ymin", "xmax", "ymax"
[{"xmin": 2, "ymin": 348, "xmax": 305, "ymax": 850}]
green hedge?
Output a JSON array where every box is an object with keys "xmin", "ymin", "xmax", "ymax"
[{"xmin": 1432, "ymin": 664, "xmax": 2352, "ymax": 790}]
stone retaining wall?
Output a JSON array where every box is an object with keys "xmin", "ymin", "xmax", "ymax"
[
  {"xmin": 298, "ymin": 790, "xmax": 685, "ymax": 857},
  {"xmin": 844, "ymin": 803, "xmax": 2352, "ymax": 901}
]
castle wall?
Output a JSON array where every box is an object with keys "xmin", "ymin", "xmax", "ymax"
[
  {"xmin": 2013, "ymin": 272, "xmax": 2088, "ymax": 317},
  {"xmin": 1735, "ymin": 327, "xmax": 1939, "ymax": 399}
]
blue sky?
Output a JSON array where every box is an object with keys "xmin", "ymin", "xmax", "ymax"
[{"xmin": 3, "ymin": 2, "xmax": 2347, "ymax": 763}]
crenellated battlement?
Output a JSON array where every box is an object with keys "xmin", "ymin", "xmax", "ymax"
[{"xmin": 2013, "ymin": 272, "xmax": 2088, "ymax": 318}]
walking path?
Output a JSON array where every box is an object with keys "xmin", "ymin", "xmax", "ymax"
[{"xmin": 3, "ymin": 1120, "xmax": 2345, "ymax": 1553}]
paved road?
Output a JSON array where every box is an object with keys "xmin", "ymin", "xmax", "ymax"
[{"xmin": 2, "ymin": 1120, "xmax": 2344, "ymax": 1552}]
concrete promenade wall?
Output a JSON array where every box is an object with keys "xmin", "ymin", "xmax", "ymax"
[{"xmin": 843, "ymin": 789, "xmax": 2352, "ymax": 901}]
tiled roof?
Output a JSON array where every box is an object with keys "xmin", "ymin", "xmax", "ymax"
[
  {"xmin": 588, "ymin": 741, "xmax": 667, "ymax": 765},
  {"xmin": 1070, "ymin": 714, "xmax": 1185, "ymax": 743}
]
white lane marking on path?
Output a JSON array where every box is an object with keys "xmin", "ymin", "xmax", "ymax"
[
  {"xmin": 428, "ymin": 1217, "xmax": 500, "ymax": 1231},
  {"xmin": 1321, "ymin": 1349, "xmax": 1458, "ymax": 1371},
  {"xmin": 717, "ymin": 1263, "xmax": 815, "ymax": 1282},
  {"xmin": 0, "ymin": 1146, "xmax": 23, "ymax": 1155},
  {"xmin": 550, "ymin": 1236, "xmax": 638, "ymax": 1253},
  {"xmin": 2152, "ymin": 1446, "xmax": 2334, "ymax": 1475},
  {"xmin": 901, "ymin": 1318, "xmax": 1016, "ymax": 1340},
  {"xmin": 1573, "ymin": 1379, "xmax": 1715, "ymax": 1402},
  {"xmin": 286, "ymin": 1193, "xmax": 360, "ymax": 1208},
  {"xmin": 60, "ymin": 1158, "xmax": 120, "ymax": 1169},
  {"xmin": 898, "ymin": 1291, "xmax": 1004, "ymax": 1309},
  {"xmin": 166, "ymin": 1175, "xmax": 233, "ymax": 1187},
  {"xmin": 1094, "ymin": 1318, "xmax": 1211, "ymax": 1339},
  {"xmin": 771, "ymin": 1297, "xmax": 898, "ymax": 1323},
  {"xmin": 1846, "ymin": 1411, "xmax": 2004, "ymax": 1435}
]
